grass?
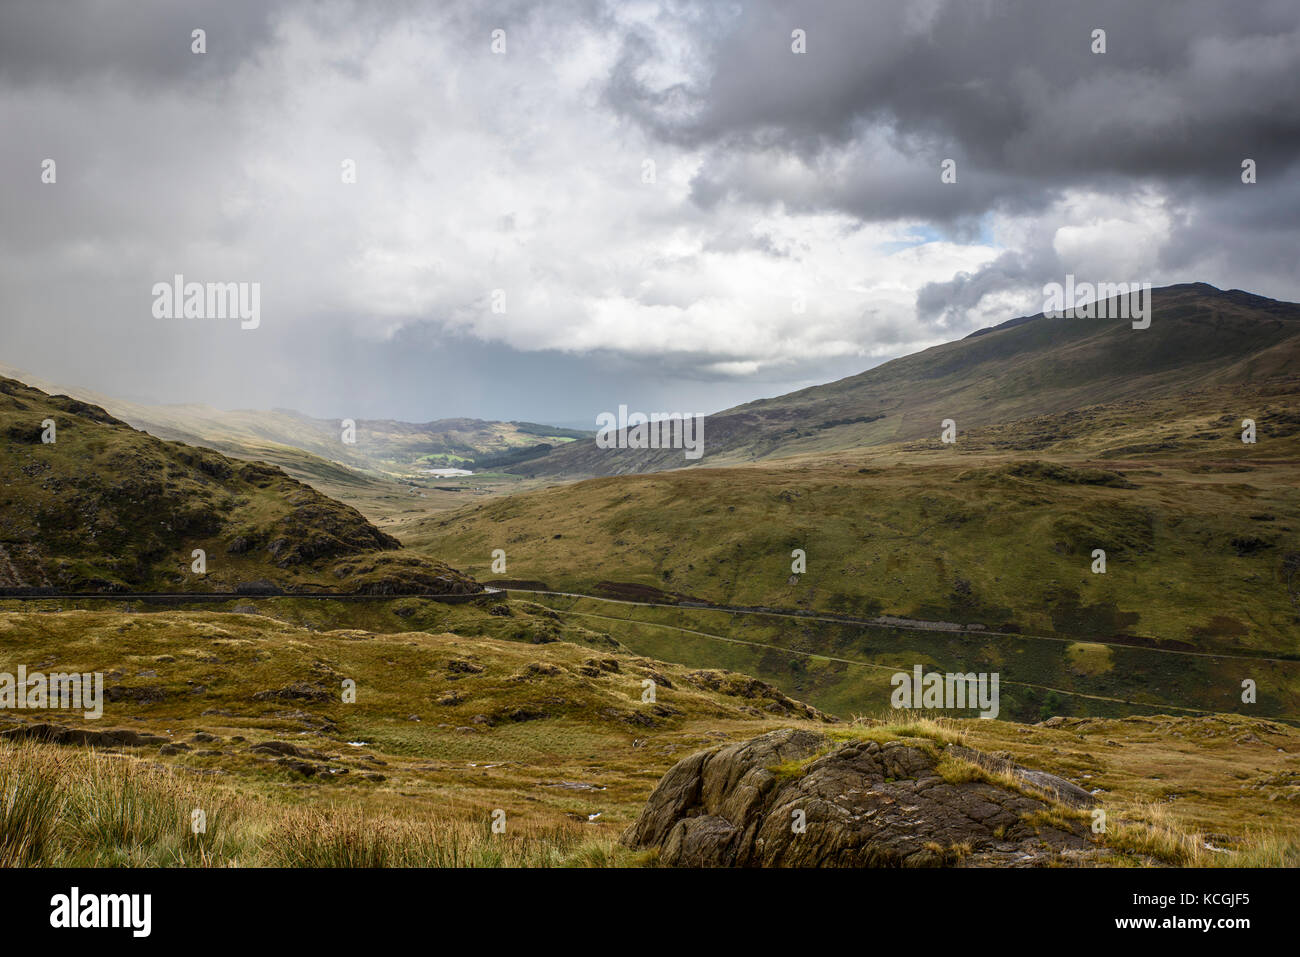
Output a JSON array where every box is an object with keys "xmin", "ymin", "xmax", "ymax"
[
  {"xmin": 1224, "ymin": 831, "xmax": 1300, "ymax": 867},
  {"xmin": 263, "ymin": 808, "xmax": 620, "ymax": 868},
  {"xmin": 840, "ymin": 712, "xmax": 970, "ymax": 747},
  {"xmin": 514, "ymin": 593, "xmax": 1300, "ymax": 725},
  {"xmin": 1098, "ymin": 802, "xmax": 1211, "ymax": 867},
  {"xmin": 0, "ymin": 742, "xmax": 234, "ymax": 866},
  {"xmin": 3, "ymin": 628, "xmax": 1297, "ymax": 867},
  {"xmin": 0, "ymin": 606, "xmax": 830, "ymax": 857},
  {"xmin": 0, "ymin": 741, "xmax": 627, "ymax": 867},
  {"xmin": 0, "ymin": 375, "xmax": 482, "ymax": 595},
  {"xmin": 931, "ymin": 713, "xmax": 1300, "ymax": 860},
  {"xmin": 768, "ymin": 715, "xmax": 965, "ymax": 783},
  {"xmin": 408, "ymin": 447, "xmax": 1300, "ymax": 657},
  {"xmin": 0, "ymin": 743, "xmax": 67, "ymax": 866}
]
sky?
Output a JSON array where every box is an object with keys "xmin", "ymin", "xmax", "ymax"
[{"xmin": 1, "ymin": 0, "xmax": 1298, "ymax": 427}]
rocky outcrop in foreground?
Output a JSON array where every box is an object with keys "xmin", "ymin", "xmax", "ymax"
[{"xmin": 622, "ymin": 728, "xmax": 1106, "ymax": 867}]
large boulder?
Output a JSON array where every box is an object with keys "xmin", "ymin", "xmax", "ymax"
[{"xmin": 622, "ymin": 728, "xmax": 1106, "ymax": 867}]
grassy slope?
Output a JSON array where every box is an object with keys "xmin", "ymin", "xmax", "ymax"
[
  {"xmin": 0, "ymin": 362, "xmax": 584, "ymax": 480},
  {"xmin": 515, "ymin": 283, "xmax": 1300, "ymax": 477},
  {"xmin": 2, "ymin": 607, "xmax": 1295, "ymax": 865},
  {"xmin": 0, "ymin": 376, "xmax": 478, "ymax": 594},
  {"xmin": 180, "ymin": 437, "xmax": 539, "ymax": 533},
  {"xmin": 403, "ymin": 389, "xmax": 1300, "ymax": 723},
  {"xmin": 408, "ymin": 443, "xmax": 1300, "ymax": 653},
  {"xmin": 515, "ymin": 594, "xmax": 1300, "ymax": 724},
  {"xmin": 0, "ymin": 605, "xmax": 828, "ymax": 862}
]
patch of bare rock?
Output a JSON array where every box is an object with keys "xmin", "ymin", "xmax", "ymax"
[{"xmin": 622, "ymin": 728, "xmax": 1110, "ymax": 867}]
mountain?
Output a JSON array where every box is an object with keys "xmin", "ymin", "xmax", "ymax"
[
  {"xmin": 120, "ymin": 408, "xmax": 591, "ymax": 479},
  {"xmin": 407, "ymin": 283, "xmax": 1300, "ymax": 690},
  {"xmin": 0, "ymin": 362, "xmax": 588, "ymax": 481},
  {"xmin": 0, "ymin": 375, "xmax": 479, "ymax": 594},
  {"xmin": 512, "ymin": 284, "xmax": 1300, "ymax": 477}
]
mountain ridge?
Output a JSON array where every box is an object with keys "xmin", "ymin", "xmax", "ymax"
[{"xmin": 509, "ymin": 283, "xmax": 1300, "ymax": 478}]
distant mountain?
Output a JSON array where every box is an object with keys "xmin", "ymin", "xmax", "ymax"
[
  {"xmin": 0, "ymin": 364, "xmax": 589, "ymax": 481},
  {"xmin": 0, "ymin": 376, "xmax": 480, "ymax": 594},
  {"xmin": 411, "ymin": 285, "xmax": 1300, "ymax": 663},
  {"xmin": 512, "ymin": 284, "xmax": 1300, "ymax": 477}
]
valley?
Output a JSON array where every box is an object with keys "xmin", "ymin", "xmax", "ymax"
[{"xmin": 3, "ymin": 283, "xmax": 1299, "ymax": 868}]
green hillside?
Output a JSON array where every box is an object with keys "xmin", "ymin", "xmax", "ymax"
[
  {"xmin": 0, "ymin": 376, "xmax": 479, "ymax": 595},
  {"xmin": 514, "ymin": 284, "xmax": 1300, "ymax": 477}
]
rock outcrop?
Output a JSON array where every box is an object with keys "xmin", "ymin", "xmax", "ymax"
[
  {"xmin": 0, "ymin": 722, "xmax": 168, "ymax": 748},
  {"xmin": 622, "ymin": 728, "xmax": 1106, "ymax": 867}
]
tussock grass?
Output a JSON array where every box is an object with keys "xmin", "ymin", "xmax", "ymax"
[
  {"xmin": 843, "ymin": 712, "xmax": 969, "ymax": 748},
  {"xmin": 1099, "ymin": 802, "xmax": 1210, "ymax": 867},
  {"xmin": 0, "ymin": 744, "xmax": 70, "ymax": 866},
  {"xmin": 1221, "ymin": 831, "xmax": 1300, "ymax": 867},
  {"xmin": 1, "ymin": 742, "xmax": 240, "ymax": 866},
  {"xmin": 0, "ymin": 741, "xmax": 627, "ymax": 868},
  {"xmin": 263, "ymin": 808, "xmax": 618, "ymax": 868},
  {"xmin": 1020, "ymin": 807, "xmax": 1091, "ymax": 831},
  {"xmin": 66, "ymin": 752, "xmax": 239, "ymax": 866}
]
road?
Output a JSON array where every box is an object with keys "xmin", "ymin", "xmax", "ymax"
[{"xmin": 498, "ymin": 587, "xmax": 1299, "ymax": 665}]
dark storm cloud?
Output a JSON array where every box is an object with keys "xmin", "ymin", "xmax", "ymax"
[
  {"xmin": 610, "ymin": 0, "xmax": 1300, "ymax": 186},
  {"xmin": 0, "ymin": 0, "xmax": 280, "ymax": 89},
  {"xmin": 1157, "ymin": 180, "xmax": 1300, "ymax": 286},
  {"xmin": 601, "ymin": 0, "xmax": 1295, "ymax": 323},
  {"xmin": 609, "ymin": 0, "xmax": 1300, "ymax": 322},
  {"xmin": 915, "ymin": 246, "xmax": 1054, "ymax": 330}
]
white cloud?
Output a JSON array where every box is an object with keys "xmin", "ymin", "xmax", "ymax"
[{"xmin": 0, "ymin": 2, "xmax": 1026, "ymax": 385}]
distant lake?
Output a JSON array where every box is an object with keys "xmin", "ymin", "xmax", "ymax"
[{"xmin": 422, "ymin": 467, "xmax": 473, "ymax": 477}]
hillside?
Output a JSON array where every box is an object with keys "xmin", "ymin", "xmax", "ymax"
[
  {"xmin": 128, "ymin": 407, "xmax": 589, "ymax": 479},
  {"xmin": 408, "ymin": 283, "xmax": 1300, "ymax": 662},
  {"xmin": 1, "ymin": 606, "xmax": 1295, "ymax": 866},
  {"xmin": 0, "ymin": 376, "xmax": 479, "ymax": 595},
  {"xmin": 410, "ymin": 450, "xmax": 1300, "ymax": 650},
  {"xmin": 404, "ymin": 285, "xmax": 1300, "ymax": 722},
  {"xmin": 0, "ymin": 605, "xmax": 830, "ymax": 865},
  {"xmin": 513, "ymin": 284, "xmax": 1300, "ymax": 477},
  {"xmin": 0, "ymin": 364, "xmax": 588, "ymax": 481}
]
